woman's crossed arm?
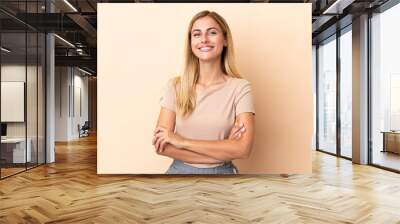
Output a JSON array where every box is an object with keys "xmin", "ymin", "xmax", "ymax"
[{"xmin": 153, "ymin": 108, "xmax": 255, "ymax": 161}]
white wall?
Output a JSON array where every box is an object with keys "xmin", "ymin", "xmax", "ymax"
[
  {"xmin": 55, "ymin": 67, "xmax": 70, "ymax": 141},
  {"xmin": 55, "ymin": 67, "xmax": 89, "ymax": 141},
  {"xmin": 1, "ymin": 66, "xmax": 26, "ymax": 131},
  {"xmin": 77, "ymin": 71, "xmax": 89, "ymax": 138}
]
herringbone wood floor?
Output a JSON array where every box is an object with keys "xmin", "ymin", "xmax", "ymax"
[{"xmin": 1, "ymin": 134, "xmax": 400, "ymax": 224}]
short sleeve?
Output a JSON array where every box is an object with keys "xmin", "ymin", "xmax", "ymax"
[
  {"xmin": 159, "ymin": 79, "xmax": 176, "ymax": 112},
  {"xmin": 235, "ymin": 80, "xmax": 255, "ymax": 116}
]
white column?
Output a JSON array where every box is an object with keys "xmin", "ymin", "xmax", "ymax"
[
  {"xmin": 45, "ymin": 0, "xmax": 55, "ymax": 163},
  {"xmin": 352, "ymin": 14, "xmax": 369, "ymax": 164}
]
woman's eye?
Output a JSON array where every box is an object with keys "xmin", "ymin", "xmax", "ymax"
[
  {"xmin": 209, "ymin": 30, "xmax": 217, "ymax": 35},
  {"xmin": 193, "ymin": 33, "xmax": 200, "ymax": 37}
]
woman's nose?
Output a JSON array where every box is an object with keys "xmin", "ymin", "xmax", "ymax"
[{"xmin": 200, "ymin": 34, "xmax": 208, "ymax": 43}]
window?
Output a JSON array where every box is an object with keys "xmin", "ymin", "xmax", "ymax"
[
  {"xmin": 339, "ymin": 27, "xmax": 352, "ymax": 158},
  {"xmin": 371, "ymin": 2, "xmax": 400, "ymax": 171},
  {"xmin": 317, "ymin": 36, "xmax": 337, "ymax": 154}
]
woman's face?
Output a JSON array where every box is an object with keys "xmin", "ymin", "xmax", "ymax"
[{"xmin": 190, "ymin": 16, "xmax": 227, "ymax": 62}]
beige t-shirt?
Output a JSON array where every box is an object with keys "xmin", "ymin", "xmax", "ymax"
[{"xmin": 160, "ymin": 76, "xmax": 255, "ymax": 168}]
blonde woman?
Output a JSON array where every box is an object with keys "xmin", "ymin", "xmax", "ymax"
[{"xmin": 152, "ymin": 10, "xmax": 255, "ymax": 174}]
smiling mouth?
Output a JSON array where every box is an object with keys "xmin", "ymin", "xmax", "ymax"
[{"xmin": 199, "ymin": 46, "xmax": 214, "ymax": 52}]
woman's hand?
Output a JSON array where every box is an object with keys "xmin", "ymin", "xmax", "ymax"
[
  {"xmin": 152, "ymin": 127, "xmax": 185, "ymax": 153},
  {"xmin": 228, "ymin": 122, "xmax": 246, "ymax": 140},
  {"xmin": 153, "ymin": 122, "xmax": 246, "ymax": 154}
]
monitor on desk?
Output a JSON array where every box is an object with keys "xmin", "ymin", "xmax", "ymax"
[{"xmin": 1, "ymin": 123, "xmax": 7, "ymax": 138}]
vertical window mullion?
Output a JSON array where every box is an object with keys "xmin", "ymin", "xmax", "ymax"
[
  {"xmin": 25, "ymin": 0, "xmax": 28, "ymax": 171},
  {"xmin": 36, "ymin": 0, "xmax": 39, "ymax": 167},
  {"xmin": 316, "ymin": 45, "xmax": 320, "ymax": 150},
  {"xmin": 337, "ymin": 28, "xmax": 341, "ymax": 157},
  {"xmin": 367, "ymin": 11, "xmax": 373, "ymax": 165}
]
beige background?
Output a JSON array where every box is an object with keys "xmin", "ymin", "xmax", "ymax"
[{"xmin": 97, "ymin": 3, "xmax": 312, "ymax": 174}]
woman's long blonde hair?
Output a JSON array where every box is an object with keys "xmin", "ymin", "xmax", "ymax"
[{"xmin": 174, "ymin": 10, "xmax": 241, "ymax": 117}]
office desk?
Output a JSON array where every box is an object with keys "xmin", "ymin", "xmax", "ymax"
[
  {"xmin": 381, "ymin": 131, "xmax": 400, "ymax": 154},
  {"xmin": 1, "ymin": 138, "xmax": 32, "ymax": 163}
]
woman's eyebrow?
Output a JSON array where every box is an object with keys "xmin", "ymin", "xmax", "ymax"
[{"xmin": 191, "ymin": 27, "xmax": 219, "ymax": 33}]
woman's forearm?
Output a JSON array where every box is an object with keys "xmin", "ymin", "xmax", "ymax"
[
  {"xmin": 181, "ymin": 139, "xmax": 249, "ymax": 161},
  {"xmin": 159, "ymin": 144, "xmax": 225, "ymax": 164}
]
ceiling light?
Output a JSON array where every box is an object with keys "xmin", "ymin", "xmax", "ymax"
[
  {"xmin": 322, "ymin": 0, "xmax": 354, "ymax": 15},
  {"xmin": 63, "ymin": 0, "xmax": 78, "ymax": 12},
  {"xmin": 54, "ymin": 34, "xmax": 75, "ymax": 48},
  {"xmin": 78, "ymin": 67, "xmax": 93, "ymax": 76},
  {"xmin": 1, "ymin": 47, "xmax": 11, "ymax": 53}
]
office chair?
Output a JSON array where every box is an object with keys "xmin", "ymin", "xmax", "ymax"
[{"xmin": 79, "ymin": 121, "xmax": 90, "ymax": 138}]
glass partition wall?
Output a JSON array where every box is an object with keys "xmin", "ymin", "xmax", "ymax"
[
  {"xmin": 0, "ymin": 31, "xmax": 27, "ymax": 177},
  {"xmin": 0, "ymin": 2, "xmax": 46, "ymax": 179}
]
